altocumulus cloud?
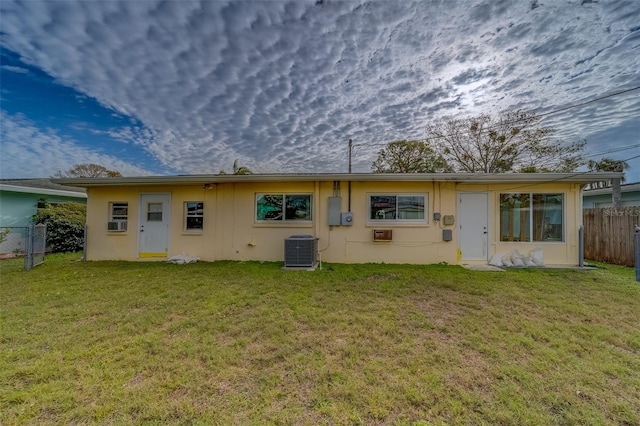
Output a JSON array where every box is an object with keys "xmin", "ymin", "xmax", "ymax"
[
  {"xmin": 1, "ymin": 0, "xmax": 639, "ymax": 175},
  {"xmin": 0, "ymin": 112, "xmax": 154, "ymax": 178}
]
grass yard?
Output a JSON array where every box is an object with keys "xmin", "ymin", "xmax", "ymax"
[{"xmin": 1, "ymin": 254, "xmax": 639, "ymax": 425}]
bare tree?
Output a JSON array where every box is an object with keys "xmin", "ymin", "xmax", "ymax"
[
  {"xmin": 53, "ymin": 164, "xmax": 122, "ymax": 178},
  {"xmin": 425, "ymin": 110, "xmax": 586, "ymax": 173},
  {"xmin": 371, "ymin": 140, "xmax": 452, "ymax": 173}
]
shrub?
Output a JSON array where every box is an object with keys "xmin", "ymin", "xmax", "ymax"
[
  {"xmin": 33, "ymin": 202, "xmax": 86, "ymax": 253},
  {"xmin": 0, "ymin": 227, "xmax": 10, "ymax": 245}
]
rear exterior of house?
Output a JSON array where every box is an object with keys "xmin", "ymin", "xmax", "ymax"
[{"xmin": 59, "ymin": 173, "xmax": 620, "ymax": 266}]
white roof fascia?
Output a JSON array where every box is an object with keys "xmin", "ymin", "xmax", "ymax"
[
  {"xmin": 54, "ymin": 172, "xmax": 624, "ymax": 188},
  {"xmin": 0, "ymin": 184, "xmax": 88, "ymax": 198}
]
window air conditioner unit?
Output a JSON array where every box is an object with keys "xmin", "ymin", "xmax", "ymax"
[
  {"xmin": 284, "ymin": 235, "xmax": 317, "ymax": 268},
  {"xmin": 107, "ymin": 221, "xmax": 127, "ymax": 232}
]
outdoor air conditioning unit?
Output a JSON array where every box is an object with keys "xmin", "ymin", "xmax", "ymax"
[
  {"xmin": 284, "ymin": 235, "xmax": 317, "ymax": 268},
  {"xmin": 107, "ymin": 221, "xmax": 127, "ymax": 232}
]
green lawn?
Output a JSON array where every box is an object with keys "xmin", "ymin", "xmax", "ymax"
[{"xmin": 1, "ymin": 254, "xmax": 639, "ymax": 425}]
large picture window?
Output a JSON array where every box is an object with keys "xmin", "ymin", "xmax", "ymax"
[
  {"xmin": 256, "ymin": 194, "xmax": 312, "ymax": 222},
  {"xmin": 500, "ymin": 193, "xmax": 564, "ymax": 242},
  {"xmin": 368, "ymin": 194, "xmax": 427, "ymax": 222},
  {"xmin": 185, "ymin": 201, "xmax": 203, "ymax": 231}
]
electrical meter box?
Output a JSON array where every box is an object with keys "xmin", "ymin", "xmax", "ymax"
[
  {"xmin": 341, "ymin": 212, "xmax": 353, "ymax": 226},
  {"xmin": 443, "ymin": 215, "xmax": 455, "ymax": 225}
]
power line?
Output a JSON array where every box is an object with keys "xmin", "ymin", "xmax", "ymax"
[
  {"xmin": 536, "ymin": 86, "xmax": 640, "ymax": 118},
  {"xmin": 585, "ymin": 143, "xmax": 640, "ymax": 159},
  {"xmin": 500, "ymin": 151, "xmax": 640, "ymax": 191},
  {"xmin": 352, "ymin": 85, "xmax": 640, "ymax": 149}
]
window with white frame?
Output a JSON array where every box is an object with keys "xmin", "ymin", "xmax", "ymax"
[
  {"xmin": 368, "ymin": 194, "xmax": 427, "ymax": 222},
  {"xmin": 500, "ymin": 193, "xmax": 564, "ymax": 242},
  {"xmin": 185, "ymin": 201, "xmax": 204, "ymax": 231},
  {"xmin": 108, "ymin": 202, "xmax": 128, "ymax": 231},
  {"xmin": 255, "ymin": 194, "xmax": 312, "ymax": 222}
]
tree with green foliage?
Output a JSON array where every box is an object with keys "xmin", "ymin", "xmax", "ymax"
[
  {"xmin": 371, "ymin": 140, "xmax": 452, "ymax": 173},
  {"xmin": 53, "ymin": 164, "xmax": 122, "ymax": 178},
  {"xmin": 425, "ymin": 110, "xmax": 586, "ymax": 173},
  {"xmin": 33, "ymin": 202, "xmax": 86, "ymax": 253},
  {"xmin": 587, "ymin": 157, "xmax": 629, "ymax": 207},
  {"xmin": 587, "ymin": 158, "xmax": 628, "ymax": 188},
  {"xmin": 0, "ymin": 227, "xmax": 10, "ymax": 245},
  {"xmin": 219, "ymin": 160, "xmax": 252, "ymax": 175}
]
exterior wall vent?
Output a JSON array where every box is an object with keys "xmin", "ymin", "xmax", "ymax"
[
  {"xmin": 373, "ymin": 229, "xmax": 392, "ymax": 241},
  {"xmin": 284, "ymin": 235, "xmax": 317, "ymax": 267}
]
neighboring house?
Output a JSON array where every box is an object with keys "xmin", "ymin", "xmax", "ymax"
[
  {"xmin": 0, "ymin": 179, "xmax": 87, "ymax": 253},
  {"xmin": 582, "ymin": 182, "xmax": 640, "ymax": 208},
  {"xmin": 56, "ymin": 172, "xmax": 620, "ymax": 266}
]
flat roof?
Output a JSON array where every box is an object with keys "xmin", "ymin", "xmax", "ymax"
[
  {"xmin": 53, "ymin": 172, "xmax": 624, "ymax": 188},
  {"xmin": 583, "ymin": 181, "xmax": 640, "ymax": 196}
]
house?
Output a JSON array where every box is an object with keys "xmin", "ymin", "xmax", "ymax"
[
  {"xmin": 55, "ymin": 172, "xmax": 621, "ymax": 266},
  {"xmin": 0, "ymin": 179, "xmax": 87, "ymax": 253},
  {"xmin": 583, "ymin": 182, "xmax": 640, "ymax": 208}
]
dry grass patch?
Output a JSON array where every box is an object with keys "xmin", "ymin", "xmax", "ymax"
[{"xmin": 1, "ymin": 254, "xmax": 639, "ymax": 425}]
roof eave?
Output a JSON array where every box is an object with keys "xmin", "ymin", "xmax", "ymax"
[
  {"xmin": 0, "ymin": 184, "xmax": 88, "ymax": 198},
  {"xmin": 53, "ymin": 172, "xmax": 624, "ymax": 188}
]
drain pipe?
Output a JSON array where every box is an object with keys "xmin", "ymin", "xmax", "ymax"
[{"xmin": 348, "ymin": 139, "xmax": 352, "ymax": 211}]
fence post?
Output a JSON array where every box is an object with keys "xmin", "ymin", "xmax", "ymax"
[
  {"xmin": 25, "ymin": 225, "xmax": 33, "ymax": 271},
  {"xmin": 635, "ymin": 225, "xmax": 640, "ymax": 282}
]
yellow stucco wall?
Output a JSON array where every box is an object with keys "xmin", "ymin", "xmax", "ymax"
[{"xmin": 85, "ymin": 180, "xmax": 582, "ymax": 265}]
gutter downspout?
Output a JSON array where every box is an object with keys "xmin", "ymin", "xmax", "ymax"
[{"xmin": 348, "ymin": 139, "xmax": 352, "ymax": 212}]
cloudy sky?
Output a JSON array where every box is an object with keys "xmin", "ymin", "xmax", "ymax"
[{"xmin": 1, "ymin": 0, "xmax": 639, "ymax": 181}]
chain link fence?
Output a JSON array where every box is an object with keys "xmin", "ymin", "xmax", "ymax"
[
  {"xmin": 0, "ymin": 226, "xmax": 28, "ymax": 255},
  {"xmin": 1, "ymin": 225, "xmax": 47, "ymax": 270}
]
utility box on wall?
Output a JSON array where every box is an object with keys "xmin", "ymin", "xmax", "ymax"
[
  {"xmin": 341, "ymin": 212, "xmax": 353, "ymax": 226},
  {"xmin": 443, "ymin": 215, "xmax": 455, "ymax": 226},
  {"xmin": 442, "ymin": 229, "xmax": 453, "ymax": 241},
  {"xmin": 328, "ymin": 197, "xmax": 341, "ymax": 225}
]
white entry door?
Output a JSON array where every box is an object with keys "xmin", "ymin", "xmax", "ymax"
[
  {"xmin": 458, "ymin": 192, "xmax": 489, "ymax": 261},
  {"xmin": 138, "ymin": 193, "xmax": 171, "ymax": 258}
]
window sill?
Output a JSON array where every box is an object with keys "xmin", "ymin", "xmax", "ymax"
[
  {"xmin": 182, "ymin": 231, "xmax": 203, "ymax": 235},
  {"xmin": 499, "ymin": 241, "xmax": 565, "ymax": 244},
  {"xmin": 365, "ymin": 222, "xmax": 429, "ymax": 227},
  {"xmin": 253, "ymin": 222, "xmax": 313, "ymax": 228}
]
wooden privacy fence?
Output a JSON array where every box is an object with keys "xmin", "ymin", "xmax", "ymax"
[{"xmin": 583, "ymin": 207, "xmax": 640, "ymax": 267}]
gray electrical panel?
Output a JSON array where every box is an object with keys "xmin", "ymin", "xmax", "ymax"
[
  {"xmin": 328, "ymin": 197, "xmax": 341, "ymax": 225},
  {"xmin": 442, "ymin": 229, "xmax": 453, "ymax": 241}
]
